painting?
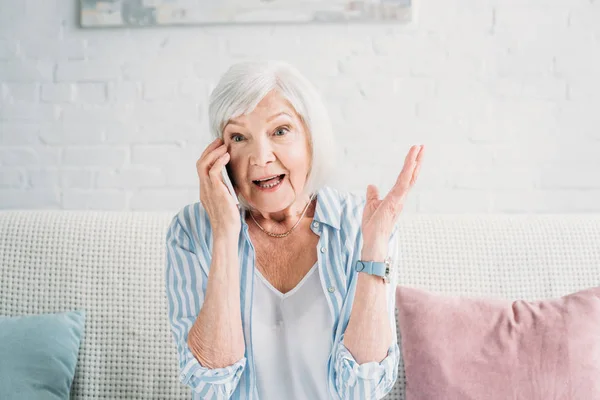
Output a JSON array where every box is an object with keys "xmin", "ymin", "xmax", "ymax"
[{"xmin": 80, "ymin": 0, "xmax": 412, "ymax": 27}]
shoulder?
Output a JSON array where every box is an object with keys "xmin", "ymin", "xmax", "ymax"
[
  {"xmin": 319, "ymin": 185, "xmax": 366, "ymax": 215},
  {"xmin": 318, "ymin": 185, "xmax": 366, "ymax": 241},
  {"xmin": 342, "ymin": 190, "xmax": 367, "ymax": 219},
  {"xmin": 166, "ymin": 202, "xmax": 212, "ymax": 246},
  {"xmin": 165, "ymin": 202, "xmax": 216, "ymax": 278},
  {"xmin": 331, "ymin": 186, "xmax": 366, "ymax": 227}
]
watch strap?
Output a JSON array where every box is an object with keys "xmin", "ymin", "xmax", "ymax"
[{"xmin": 355, "ymin": 257, "xmax": 392, "ymax": 283}]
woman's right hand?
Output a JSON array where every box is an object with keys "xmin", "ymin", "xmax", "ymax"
[{"xmin": 197, "ymin": 137, "xmax": 241, "ymax": 240}]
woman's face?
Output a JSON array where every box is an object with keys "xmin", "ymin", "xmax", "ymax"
[{"xmin": 222, "ymin": 90, "xmax": 312, "ymax": 213}]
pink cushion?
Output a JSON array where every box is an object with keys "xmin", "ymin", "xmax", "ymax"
[{"xmin": 396, "ymin": 285, "xmax": 600, "ymax": 400}]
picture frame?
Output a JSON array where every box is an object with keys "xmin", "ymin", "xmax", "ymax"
[{"xmin": 80, "ymin": 0, "xmax": 413, "ymax": 27}]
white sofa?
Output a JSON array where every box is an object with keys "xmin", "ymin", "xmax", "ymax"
[{"xmin": 1, "ymin": 210, "xmax": 599, "ymax": 399}]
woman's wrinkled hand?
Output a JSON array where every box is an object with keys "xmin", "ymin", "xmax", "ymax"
[
  {"xmin": 361, "ymin": 145, "xmax": 425, "ymax": 260},
  {"xmin": 197, "ymin": 137, "xmax": 241, "ymax": 240}
]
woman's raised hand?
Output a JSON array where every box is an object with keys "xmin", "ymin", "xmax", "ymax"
[
  {"xmin": 361, "ymin": 145, "xmax": 425, "ymax": 260},
  {"xmin": 197, "ymin": 137, "xmax": 241, "ymax": 240}
]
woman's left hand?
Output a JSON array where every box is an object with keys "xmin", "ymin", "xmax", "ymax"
[{"xmin": 361, "ymin": 144, "xmax": 425, "ymax": 260}]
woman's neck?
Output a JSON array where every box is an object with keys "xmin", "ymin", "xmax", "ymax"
[{"xmin": 247, "ymin": 195, "xmax": 316, "ymax": 231}]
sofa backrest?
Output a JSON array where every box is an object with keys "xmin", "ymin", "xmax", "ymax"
[
  {"xmin": 0, "ymin": 210, "xmax": 185, "ymax": 399},
  {"xmin": 1, "ymin": 211, "xmax": 599, "ymax": 400}
]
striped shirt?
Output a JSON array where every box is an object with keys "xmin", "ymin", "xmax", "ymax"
[{"xmin": 165, "ymin": 185, "xmax": 401, "ymax": 399}]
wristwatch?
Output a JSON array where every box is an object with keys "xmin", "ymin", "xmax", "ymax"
[{"xmin": 355, "ymin": 256, "xmax": 392, "ymax": 283}]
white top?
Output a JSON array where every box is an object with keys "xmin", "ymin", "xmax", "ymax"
[{"xmin": 252, "ymin": 262, "xmax": 333, "ymax": 399}]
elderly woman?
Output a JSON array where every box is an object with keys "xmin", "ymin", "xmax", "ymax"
[{"xmin": 165, "ymin": 60, "xmax": 424, "ymax": 400}]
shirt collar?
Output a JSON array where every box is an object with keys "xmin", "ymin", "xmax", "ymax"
[{"xmin": 312, "ymin": 185, "xmax": 341, "ymax": 230}]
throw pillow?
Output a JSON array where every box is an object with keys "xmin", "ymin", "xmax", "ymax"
[
  {"xmin": 0, "ymin": 310, "xmax": 86, "ymax": 400},
  {"xmin": 396, "ymin": 286, "xmax": 600, "ymax": 400}
]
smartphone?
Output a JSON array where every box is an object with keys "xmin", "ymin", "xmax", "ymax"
[{"xmin": 221, "ymin": 165, "xmax": 239, "ymax": 206}]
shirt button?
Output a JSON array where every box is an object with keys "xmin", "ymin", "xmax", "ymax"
[
  {"xmin": 320, "ymin": 246, "xmax": 326, "ymax": 253},
  {"xmin": 328, "ymin": 286, "xmax": 335, "ymax": 293},
  {"xmin": 312, "ymin": 221, "xmax": 319, "ymax": 228}
]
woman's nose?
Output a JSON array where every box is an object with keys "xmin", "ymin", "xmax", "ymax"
[{"xmin": 250, "ymin": 140, "xmax": 276, "ymax": 166}]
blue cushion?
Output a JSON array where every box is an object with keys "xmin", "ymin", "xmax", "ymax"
[{"xmin": 0, "ymin": 310, "xmax": 86, "ymax": 400}]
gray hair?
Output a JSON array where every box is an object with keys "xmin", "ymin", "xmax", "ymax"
[{"xmin": 208, "ymin": 60, "xmax": 337, "ymax": 212}]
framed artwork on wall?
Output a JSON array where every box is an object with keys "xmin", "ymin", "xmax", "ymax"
[{"xmin": 80, "ymin": 0, "xmax": 412, "ymax": 27}]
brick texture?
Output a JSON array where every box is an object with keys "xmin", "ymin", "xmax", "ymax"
[{"xmin": 1, "ymin": 0, "xmax": 599, "ymax": 212}]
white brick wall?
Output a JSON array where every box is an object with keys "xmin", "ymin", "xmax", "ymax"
[{"xmin": 1, "ymin": 0, "xmax": 599, "ymax": 212}]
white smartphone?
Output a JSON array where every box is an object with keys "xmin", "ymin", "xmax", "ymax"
[{"xmin": 221, "ymin": 166, "xmax": 239, "ymax": 206}]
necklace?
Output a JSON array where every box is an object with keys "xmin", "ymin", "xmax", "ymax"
[{"xmin": 249, "ymin": 193, "xmax": 316, "ymax": 238}]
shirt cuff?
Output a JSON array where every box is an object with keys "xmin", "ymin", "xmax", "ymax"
[
  {"xmin": 334, "ymin": 333, "xmax": 399, "ymax": 390},
  {"xmin": 180, "ymin": 345, "xmax": 247, "ymax": 395}
]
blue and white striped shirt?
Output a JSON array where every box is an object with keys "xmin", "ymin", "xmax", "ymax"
[{"xmin": 165, "ymin": 185, "xmax": 400, "ymax": 399}]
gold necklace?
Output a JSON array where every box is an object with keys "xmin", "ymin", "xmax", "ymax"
[{"xmin": 249, "ymin": 193, "xmax": 316, "ymax": 238}]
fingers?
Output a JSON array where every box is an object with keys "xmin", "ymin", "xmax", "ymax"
[
  {"xmin": 366, "ymin": 184, "xmax": 380, "ymax": 202},
  {"xmin": 197, "ymin": 140, "xmax": 229, "ymax": 179},
  {"xmin": 403, "ymin": 145, "xmax": 423, "ymax": 173},
  {"xmin": 200, "ymin": 137, "xmax": 224, "ymax": 160},
  {"xmin": 415, "ymin": 144, "xmax": 425, "ymax": 163},
  {"xmin": 410, "ymin": 162, "xmax": 422, "ymax": 187},
  {"xmin": 394, "ymin": 146, "xmax": 419, "ymax": 188},
  {"xmin": 208, "ymin": 151, "xmax": 230, "ymax": 184},
  {"xmin": 402, "ymin": 145, "xmax": 424, "ymax": 182},
  {"xmin": 390, "ymin": 145, "xmax": 425, "ymax": 201},
  {"xmin": 410, "ymin": 146, "xmax": 425, "ymax": 186}
]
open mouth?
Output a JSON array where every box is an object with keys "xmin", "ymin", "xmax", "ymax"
[{"xmin": 253, "ymin": 174, "xmax": 285, "ymax": 188}]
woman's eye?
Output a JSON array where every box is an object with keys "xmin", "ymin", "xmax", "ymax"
[
  {"xmin": 231, "ymin": 134, "xmax": 243, "ymax": 142},
  {"xmin": 274, "ymin": 127, "xmax": 289, "ymax": 136}
]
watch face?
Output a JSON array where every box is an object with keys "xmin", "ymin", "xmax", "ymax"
[{"xmin": 384, "ymin": 256, "xmax": 392, "ymax": 283}]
